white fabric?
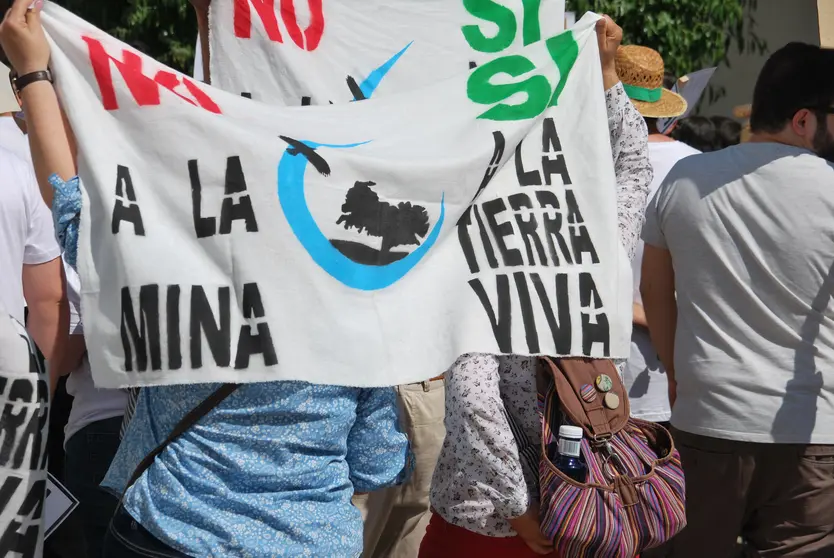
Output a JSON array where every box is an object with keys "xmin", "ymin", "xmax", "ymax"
[
  {"xmin": 643, "ymin": 143, "xmax": 834, "ymax": 444},
  {"xmin": 42, "ymin": 4, "xmax": 632, "ymax": 388},
  {"xmin": 624, "ymin": 140, "xmax": 698, "ymax": 422},
  {"xmin": 0, "ymin": 143, "xmax": 61, "ymax": 324},
  {"xmin": 0, "ymin": 117, "xmax": 32, "ymax": 164},
  {"xmin": 0, "ymin": 307, "xmax": 48, "ymax": 557},
  {"xmin": 63, "ymin": 261, "xmax": 127, "ymax": 445},
  {"xmin": 208, "ymin": 0, "xmax": 564, "ymax": 106},
  {"xmin": 193, "ymin": 34, "xmax": 203, "ymax": 82}
]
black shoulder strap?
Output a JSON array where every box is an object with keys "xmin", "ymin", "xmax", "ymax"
[{"xmin": 122, "ymin": 383, "xmax": 240, "ymax": 494}]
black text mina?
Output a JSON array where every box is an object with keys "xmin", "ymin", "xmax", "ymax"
[{"xmin": 120, "ymin": 282, "xmax": 278, "ymax": 373}]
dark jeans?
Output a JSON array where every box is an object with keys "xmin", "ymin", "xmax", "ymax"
[
  {"xmin": 103, "ymin": 506, "xmax": 190, "ymax": 557},
  {"xmin": 63, "ymin": 416, "xmax": 123, "ymax": 558}
]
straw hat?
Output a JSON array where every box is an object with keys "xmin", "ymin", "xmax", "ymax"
[{"xmin": 615, "ymin": 45, "xmax": 686, "ymax": 118}]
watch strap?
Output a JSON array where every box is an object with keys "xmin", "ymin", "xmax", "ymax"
[{"xmin": 14, "ymin": 70, "xmax": 53, "ymax": 92}]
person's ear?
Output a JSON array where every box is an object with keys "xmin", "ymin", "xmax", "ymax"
[{"xmin": 791, "ymin": 108, "xmax": 815, "ymax": 139}]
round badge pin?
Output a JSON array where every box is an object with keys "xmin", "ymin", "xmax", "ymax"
[
  {"xmin": 595, "ymin": 374, "xmax": 613, "ymax": 393},
  {"xmin": 580, "ymin": 384, "xmax": 597, "ymax": 403},
  {"xmin": 604, "ymin": 392, "xmax": 620, "ymax": 410}
]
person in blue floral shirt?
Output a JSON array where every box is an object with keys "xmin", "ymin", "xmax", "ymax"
[{"xmin": 0, "ymin": 1, "xmax": 411, "ymax": 556}]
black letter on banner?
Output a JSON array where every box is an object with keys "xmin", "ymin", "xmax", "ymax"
[
  {"xmin": 235, "ymin": 283, "xmax": 278, "ymax": 369},
  {"xmin": 536, "ymin": 190, "xmax": 572, "ymax": 266},
  {"xmin": 190, "ymin": 286, "xmax": 231, "ymax": 368},
  {"xmin": 565, "ymin": 191, "xmax": 599, "ymax": 264},
  {"xmin": 457, "ymin": 207, "xmax": 480, "ymax": 274},
  {"xmin": 508, "ymin": 193, "xmax": 547, "ymax": 265},
  {"xmin": 513, "ymin": 272, "xmax": 539, "ymax": 352},
  {"xmin": 0, "ymin": 379, "xmax": 48, "ymax": 470},
  {"xmin": 0, "ymin": 398, "xmax": 26, "ymax": 468},
  {"xmin": 120, "ymin": 285, "xmax": 162, "ymax": 372},
  {"xmin": 579, "ymin": 272, "xmax": 610, "ymax": 355},
  {"xmin": 0, "ymin": 476, "xmax": 21, "ymax": 511},
  {"xmin": 469, "ymin": 275, "xmax": 512, "ymax": 352},
  {"xmin": 8, "ymin": 378, "xmax": 33, "ymax": 403},
  {"xmin": 473, "ymin": 206, "xmax": 499, "ymax": 270},
  {"xmin": 19, "ymin": 479, "xmax": 45, "ymax": 519},
  {"xmin": 167, "ymin": 285, "xmax": 182, "ymax": 370},
  {"xmin": 189, "ymin": 159, "xmax": 217, "ymax": 238},
  {"xmin": 530, "ymin": 273, "xmax": 572, "ymax": 353},
  {"xmin": 241, "ymin": 282, "xmax": 265, "ymax": 319},
  {"xmin": 542, "ymin": 118, "xmax": 562, "ymax": 152},
  {"xmin": 483, "ymin": 199, "xmax": 523, "ymax": 267},
  {"xmin": 0, "ymin": 480, "xmax": 45, "ymax": 555},
  {"xmin": 219, "ymin": 156, "xmax": 259, "ymax": 234},
  {"xmin": 470, "ymin": 131, "xmax": 506, "ymax": 203},
  {"xmin": 542, "ymin": 154, "xmax": 571, "ymax": 187},
  {"xmin": 111, "ymin": 165, "xmax": 145, "ymax": 236},
  {"xmin": 514, "ymin": 141, "xmax": 542, "ymax": 186}
]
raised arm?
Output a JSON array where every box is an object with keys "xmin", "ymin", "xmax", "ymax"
[
  {"xmin": 596, "ymin": 16, "xmax": 653, "ymax": 262},
  {"xmin": 191, "ymin": 0, "xmax": 211, "ymax": 84},
  {"xmin": 0, "ymin": 0, "xmax": 78, "ymax": 206}
]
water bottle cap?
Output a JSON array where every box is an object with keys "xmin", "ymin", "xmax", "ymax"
[{"xmin": 558, "ymin": 425, "xmax": 583, "ymax": 439}]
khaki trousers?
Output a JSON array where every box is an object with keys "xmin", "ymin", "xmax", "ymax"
[
  {"xmin": 668, "ymin": 428, "xmax": 834, "ymax": 558},
  {"xmin": 354, "ymin": 378, "xmax": 446, "ymax": 558}
]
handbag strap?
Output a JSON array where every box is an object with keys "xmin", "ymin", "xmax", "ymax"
[
  {"xmin": 539, "ymin": 358, "xmax": 629, "ymax": 440},
  {"xmin": 505, "ymin": 407, "xmax": 540, "ymax": 481},
  {"xmin": 122, "ymin": 383, "xmax": 241, "ymax": 493}
]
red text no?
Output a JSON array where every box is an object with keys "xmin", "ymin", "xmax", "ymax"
[{"xmin": 234, "ymin": 0, "xmax": 325, "ymax": 52}]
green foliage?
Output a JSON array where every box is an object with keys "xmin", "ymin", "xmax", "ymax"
[
  {"xmin": 52, "ymin": 0, "xmax": 197, "ymax": 73},
  {"xmin": 566, "ymin": 0, "xmax": 764, "ymax": 78}
]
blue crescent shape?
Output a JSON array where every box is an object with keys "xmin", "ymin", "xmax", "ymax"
[{"xmin": 277, "ymin": 140, "xmax": 445, "ymax": 291}]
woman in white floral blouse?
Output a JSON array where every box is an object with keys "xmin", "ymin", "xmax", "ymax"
[{"xmin": 420, "ymin": 16, "xmax": 653, "ymax": 558}]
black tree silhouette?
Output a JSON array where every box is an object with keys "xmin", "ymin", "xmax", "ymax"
[{"xmin": 336, "ymin": 181, "xmax": 429, "ymax": 257}]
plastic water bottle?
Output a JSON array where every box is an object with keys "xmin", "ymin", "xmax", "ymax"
[{"xmin": 555, "ymin": 425, "xmax": 587, "ymax": 483}]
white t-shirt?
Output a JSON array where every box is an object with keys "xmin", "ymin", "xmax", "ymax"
[
  {"xmin": 624, "ymin": 140, "xmax": 699, "ymax": 422},
  {"xmin": 0, "ymin": 305, "xmax": 48, "ymax": 557},
  {"xmin": 0, "ymin": 142, "xmax": 61, "ymax": 323},
  {"xmin": 643, "ymin": 142, "xmax": 834, "ymax": 444},
  {"xmin": 64, "ymin": 262, "xmax": 128, "ymax": 445},
  {"xmin": 0, "ymin": 116, "xmax": 32, "ymax": 164}
]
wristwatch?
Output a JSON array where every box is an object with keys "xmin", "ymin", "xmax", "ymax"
[{"xmin": 11, "ymin": 69, "xmax": 53, "ymax": 94}]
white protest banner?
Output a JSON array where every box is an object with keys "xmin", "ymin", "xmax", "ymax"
[
  {"xmin": 209, "ymin": 0, "xmax": 566, "ymax": 105},
  {"xmin": 0, "ymin": 314, "xmax": 49, "ymax": 557},
  {"xmin": 41, "ymin": 2, "xmax": 631, "ymax": 389}
]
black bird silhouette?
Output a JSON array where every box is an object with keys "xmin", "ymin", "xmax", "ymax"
[{"xmin": 279, "ymin": 135, "xmax": 331, "ymax": 177}]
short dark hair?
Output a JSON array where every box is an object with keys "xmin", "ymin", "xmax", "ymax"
[
  {"xmin": 671, "ymin": 116, "xmax": 717, "ymax": 152},
  {"xmin": 750, "ymin": 42, "xmax": 834, "ymax": 134},
  {"xmin": 711, "ymin": 115, "xmax": 742, "ymax": 149}
]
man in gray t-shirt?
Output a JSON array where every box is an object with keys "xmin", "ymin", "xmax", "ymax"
[{"xmin": 642, "ymin": 42, "xmax": 834, "ymax": 557}]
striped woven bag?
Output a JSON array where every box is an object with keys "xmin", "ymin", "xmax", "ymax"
[{"xmin": 536, "ymin": 358, "xmax": 687, "ymax": 557}]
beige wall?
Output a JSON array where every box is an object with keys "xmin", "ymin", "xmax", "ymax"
[
  {"xmin": 820, "ymin": 0, "xmax": 834, "ymax": 47},
  {"xmin": 701, "ymin": 0, "xmax": 820, "ymax": 117}
]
